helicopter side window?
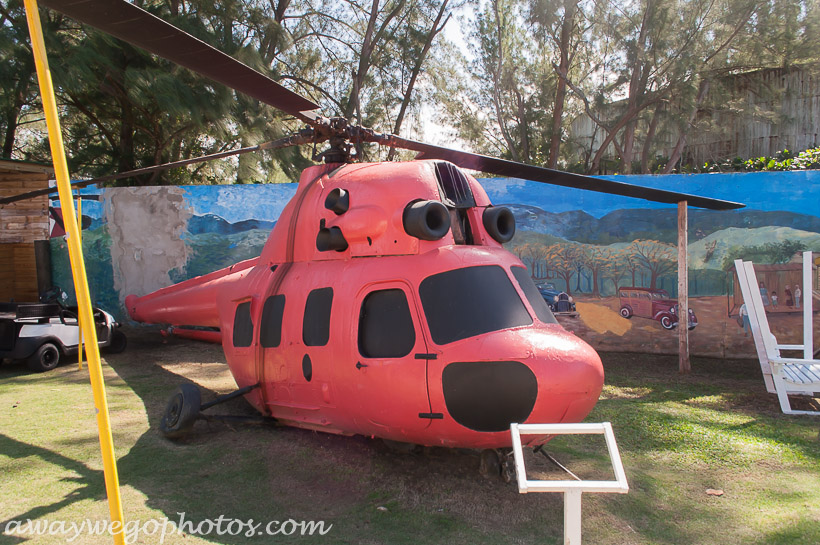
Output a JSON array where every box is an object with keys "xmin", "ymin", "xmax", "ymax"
[
  {"xmin": 419, "ymin": 265, "xmax": 532, "ymax": 345},
  {"xmin": 358, "ymin": 289, "xmax": 416, "ymax": 358},
  {"xmin": 232, "ymin": 301, "xmax": 253, "ymax": 348},
  {"xmin": 303, "ymin": 287, "xmax": 333, "ymax": 346},
  {"xmin": 260, "ymin": 294, "xmax": 286, "ymax": 348},
  {"xmin": 511, "ymin": 266, "xmax": 558, "ymax": 324}
]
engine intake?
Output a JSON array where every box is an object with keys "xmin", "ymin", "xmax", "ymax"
[
  {"xmin": 403, "ymin": 200, "xmax": 451, "ymax": 241},
  {"xmin": 482, "ymin": 206, "xmax": 515, "ymax": 243}
]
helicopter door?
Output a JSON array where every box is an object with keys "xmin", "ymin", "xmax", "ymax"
[{"xmin": 353, "ymin": 283, "xmax": 433, "ymax": 433}]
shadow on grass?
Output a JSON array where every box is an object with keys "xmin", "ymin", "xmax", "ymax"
[
  {"xmin": 0, "ymin": 433, "xmax": 105, "ymax": 543},
  {"xmin": 99, "ymin": 332, "xmax": 546, "ymax": 545}
]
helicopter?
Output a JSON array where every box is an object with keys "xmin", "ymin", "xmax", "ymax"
[{"xmin": 9, "ymin": 0, "xmax": 744, "ymax": 453}]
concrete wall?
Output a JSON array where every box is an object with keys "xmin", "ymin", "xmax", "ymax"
[{"xmin": 49, "ymin": 170, "xmax": 820, "ymax": 358}]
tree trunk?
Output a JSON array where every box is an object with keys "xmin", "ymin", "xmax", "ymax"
[
  {"xmin": 387, "ymin": 1, "xmax": 450, "ymax": 160},
  {"xmin": 662, "ymin": 79, "xmax": 710, "ymax": 174},
  {"xmin": 547, "ymin": 0, "xmax": 577, "ymax": 168},
  {"xmin": 640, "ymin": 103, "xmax": 661, "ymax": 173}
]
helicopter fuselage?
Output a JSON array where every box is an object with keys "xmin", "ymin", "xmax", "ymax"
[{"xmin": 126, "ymin": 160, "xmax": 604, "ymax": 448}]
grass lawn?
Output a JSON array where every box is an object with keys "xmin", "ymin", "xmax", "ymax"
[{"xmin": 1, "ymin": 329, "xmax": 818, "ymax": 544}]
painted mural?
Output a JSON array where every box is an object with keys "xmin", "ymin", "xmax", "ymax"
[{"xmin": 50, "ymin": 170, "xmax": 820, "ymax": 358}]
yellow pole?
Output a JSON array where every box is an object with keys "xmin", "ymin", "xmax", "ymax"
[
  {"xmin": 77, "ymin": 190, "xmax": 84, "ymax": 370},
  {"xmin": 23, "ymin": 2, "xmax": 125, "ymax": 543}
]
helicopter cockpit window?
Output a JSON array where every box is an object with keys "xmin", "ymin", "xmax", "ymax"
[
  {"xmin": 511, "ymin": 266, "xmax": 558, "ymax": 324},
  {"xmin": 232, "ymin": 301, "xmax": 253, "ymax": 348},
  {"xmin": 358, "ymin": 289, "xmax": 416, "ymax": 358},
  {"xmin": 260, "ymin": 294, "xmax": 286, "ymax": 348},
  {"xmin": 419, "ymin": 265, "xmax": 532, "ymax": 345},
  {"xmin": 303, "ymin": 287, "xmax": 333, "ymax": 346}
]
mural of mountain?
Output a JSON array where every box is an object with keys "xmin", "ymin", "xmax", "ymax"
[
  {"xmin": 187, "ymin": 213, "xmax": 277, "ymax": 236},
  {"xmin": 689, "ymin": 226, "xmax": 820, "ymax": 269},
  {"xmin": 504, "ymin": 205, "xmax": 820, "ymax": 244}
]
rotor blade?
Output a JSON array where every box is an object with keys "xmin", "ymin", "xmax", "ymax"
[
  {"xmin": 40, "ymin": 0, "xmax": 321, "ymax": 123},
  {"xmin": 0, "ymin": 132, "xmax": 315, "ymax": 205},
  {"xmin": 383, "ymin": 137, "xmax": 744, "ymax": 211}
]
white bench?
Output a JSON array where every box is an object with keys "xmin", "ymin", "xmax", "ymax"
[{"xmin": 734, "ymin": 252, "xmax": 819, "ymax": 415}]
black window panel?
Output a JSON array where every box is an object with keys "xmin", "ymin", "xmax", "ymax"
[
  {"xmin": 303, "ymin": 287, "xmax": 333, "ymax": 346},
  {"xmin": 232, "ymin": 301, "xmax": 253, "ymax": 347},
  {"xmin": 260, "ymin": 294, "xmax": 286, "ymax": 348},
  {"xmin": 359, "ymin": 289, "xmax": 416, "ymax": 358},
  {"xmin": 419, "ymin": 265, "xmax": 532, "ymax": 345},
  {"xmin": 511, "ymin": 266, "xmax": 558, "ymax": 324}
]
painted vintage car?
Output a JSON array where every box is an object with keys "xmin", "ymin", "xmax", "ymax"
[
  {"xmin": 618, "ymin": 287, "xmax": 697, "ymax": 330},
  {"xmin": 536, "ymin": 282, "xmax": 577, "ymax": 315}
]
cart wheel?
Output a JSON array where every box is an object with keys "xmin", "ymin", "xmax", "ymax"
[
  {"xmin": 27, "ymin": 343, "xmax": 60, "ymax": 372},
  {"xmin": 160, "ymin": 384, "xmax": 201, "ymax": 439},
  {"xmin": 103, "ymin": 329, "xmax": 128, "ymax": 354}
]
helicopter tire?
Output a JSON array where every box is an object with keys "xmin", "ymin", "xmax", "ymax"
[
  {"xmin": 103, "ymin": 329, "xmax": 128, "ymax": 354},
  {"xmin": 479, "ymin": 449, "xmax": 502, "ymax": 478},
  {"xmin": 26, "ymin": 343, "xmax": 60, "ymax": 373},
  {"xmin": 160, "ymin": 383, "xmax": 201, "ymax": 439}
]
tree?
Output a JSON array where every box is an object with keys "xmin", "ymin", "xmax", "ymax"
[
  {"xmin": 0, "ymin": 0, "xmax": 69, "ymax": 159},
  {"xmin": 433, "ymin": 0, "xmax": 550, "ymax": 162},
  {"xmin": 628, "ymin": 240, "xmax": 676, "ymax": 289},
  {"xmin": 546, "ymin": 242, "xmax": 583, "ymax": 294},
  {"xmin": 582, "ymin": 245, "xmax": 611, "ymax": 296},
  {"xmin": 528, "ymin": 0, "xmax": 590, "ymax": 168}
]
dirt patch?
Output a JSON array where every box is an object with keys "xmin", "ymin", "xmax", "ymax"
[{"xmin": 558, "ymin": 295, "xmax": 820, "ymax": 360}]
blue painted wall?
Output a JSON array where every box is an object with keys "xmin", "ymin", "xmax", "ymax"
[{"xmin": 49, "ymin": 170, "xmax": 820, "ymax": 357}]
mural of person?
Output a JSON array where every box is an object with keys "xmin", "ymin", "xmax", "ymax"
[
  {"xmin": 771, "ymin": 291, "xmax": 778, "ymax": 308},
  {"xmin": 794, "ymin": 285, "xmax": 801, "ymax": 308},
  {"xmin": 759, "ymin": 281, "xmax": 770, "ymax": 307},
  {"xmin": 785, "ymin": 285, "xmax": 794, "ymax": 307},
  {"xmin": 739, "ymin": 303, "xmax": 750, "ymax": 336}
]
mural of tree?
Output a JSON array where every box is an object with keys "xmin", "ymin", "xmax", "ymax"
[
  {"xmin": 628, "ymin": 240, "xmax": 676, "ymax": 289},
  {"xmin": 522, "ymin": 243, "xmax": 549, "ymax": 278},
  {"xmin": 546, "ymin": 243, "xmax": 583, "ymax": 294},
  {"xmin": 606, "ymin": 248, "xmax": 629, "ymax": 293},
  {"xmin": 625, "ymin": 252, "xmax": 642, "ymax": 287},
  {"xmin": 582, "ymin": 246, "xmax": 612, "ymax": 296}
]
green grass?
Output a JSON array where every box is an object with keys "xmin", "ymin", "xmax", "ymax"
[{"xmin": 1, "ymin": 336, "xmax": 819, "ymax": 544}]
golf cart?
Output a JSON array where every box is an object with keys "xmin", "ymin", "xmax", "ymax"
[{"xmin": 0, "ymin": 288, "xmax": 126, "ymax": 372}]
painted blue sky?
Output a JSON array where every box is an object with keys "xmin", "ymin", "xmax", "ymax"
[
  {"xmin": 182, "ymin": 184, "xmax": 297, "ymax": 223},
  {"xmin": 480, "ymin": 171, "xmax": 820, "ymax": 218},
  {"xmin": 66, "ymin": 170, "xmax": 819, "ymax": 223}
]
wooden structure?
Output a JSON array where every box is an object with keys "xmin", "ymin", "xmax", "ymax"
[
  {"xmin": 570, "ymin": 63, "xmax": 820, "ymax": 171},
  {"xmin": 728, "ymin": 259, "xmax": 818, "ymax": 316},
  {"xmin": 735, "ymin": 253, "xmax": 819, "ymax": 414},
  {"xmin": 0, "ymin": 159, "xmax": 53, "ymax": 302}
]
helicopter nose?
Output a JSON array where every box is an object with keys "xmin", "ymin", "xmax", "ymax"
[
  {"xmin": 529, "ymin": 329, "xmax": 605, "ymax": 424},
  {"xmin": 440, "ymin": 329, "xmax": 604, "ymax": 433}
]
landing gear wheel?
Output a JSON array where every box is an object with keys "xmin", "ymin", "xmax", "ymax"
[
  {"xmin": 160, "ymin": 383, "xmax": 201, "ymax": 439},
  {"xmin": 661, "ymin": 316, "xmax": 675, "ymax": 330},
  {"xmin": 27, "ymin": 343, "xmax": 60, "ymax": 372},
  {"xmin": 479, "ymin": 449, "xmax": 501, "ymax": 478},
  {"xmin": 103, "ymin": 329, "xmax": 128, "ymax": 354}
]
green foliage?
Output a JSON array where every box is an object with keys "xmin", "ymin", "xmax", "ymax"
[
  {"xmin": 722, "ymin": 239, "xmax": 808, "ymax": 270},
  {"xmin": 702, "ymin": 146, "xmax": 820, "ymax": 173}
]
